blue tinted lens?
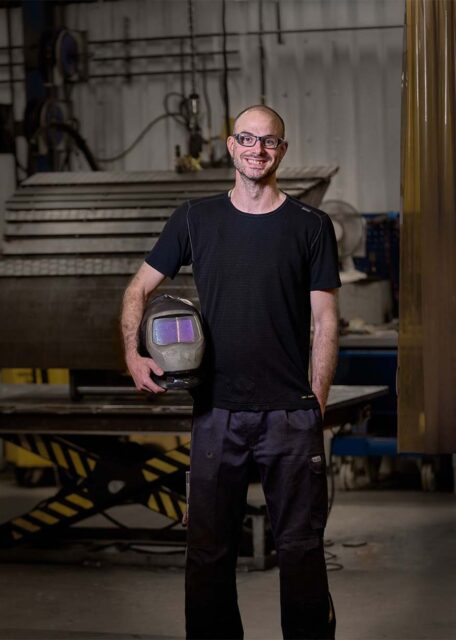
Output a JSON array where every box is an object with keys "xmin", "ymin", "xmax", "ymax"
[{"xmin": 152, "ymin": 316, "xmax": 196, "ymax": 345}]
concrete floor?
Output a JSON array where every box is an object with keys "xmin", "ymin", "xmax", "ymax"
[{"xmin": 0, "ymin": 478, "xmax": 456, "ymax": 640}]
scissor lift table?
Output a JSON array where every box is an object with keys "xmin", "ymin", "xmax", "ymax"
[{"xmin": 0, "ymin": 383, "xmax": 387, "ymax": 568}]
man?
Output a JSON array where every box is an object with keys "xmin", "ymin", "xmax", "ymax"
[{"xmin": 121, "ymin": 105, "xmax": 340, "ymax": 639}]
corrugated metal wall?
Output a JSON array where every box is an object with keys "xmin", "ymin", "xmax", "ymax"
[
  {"xmin": 0, "ymin": 7, "xmax": 24, "ymax": 124},
  {"xmin": 0, "ymin": 1, "xmax": 404, "ymax": 213},
  {"xmin": 0, "ymin": 7, "xmax": 23, "ymax": 216}
]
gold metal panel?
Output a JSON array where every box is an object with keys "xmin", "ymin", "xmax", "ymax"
[{"xmin": 399, "ymin": 0, "xmax": 456, "ymax": 453}]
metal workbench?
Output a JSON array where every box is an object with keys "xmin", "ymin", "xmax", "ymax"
[{"xmin": 0, "ymin": 383, "xmax": 388, "ymax": 434}]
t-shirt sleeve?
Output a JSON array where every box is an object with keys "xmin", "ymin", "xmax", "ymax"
[
  {"xmin": 309, "ymin": 214, "xmax": 341, "ymax": 290},
  {"xmin": 145, "ymin": 202, "xmax": 192, "ymax": 279}
]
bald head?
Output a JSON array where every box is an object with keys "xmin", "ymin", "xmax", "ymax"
[{"xmin": 233, "ymin": 105, "xmax": 285, "ymax": 138}]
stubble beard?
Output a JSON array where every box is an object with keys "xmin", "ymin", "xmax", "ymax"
[{"xmin": 232, "ymin": 153, "xmax": 279, "ymax": 184}]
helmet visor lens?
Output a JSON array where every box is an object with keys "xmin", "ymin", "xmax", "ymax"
[{"xmin": 152, "ymin": 316, "xmax": 196, "ymax": 346}]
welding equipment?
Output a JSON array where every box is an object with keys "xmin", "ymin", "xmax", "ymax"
[{"xmin": 140, "ymin": 294, "xmax": 205, "ymax": 390}]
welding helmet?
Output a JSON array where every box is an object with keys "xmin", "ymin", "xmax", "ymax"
[{"xmin": 140, "ymin": 294, "xmax": 205, "ymax": 390}]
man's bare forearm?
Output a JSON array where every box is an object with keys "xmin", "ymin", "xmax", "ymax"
[
  {"xmin": 311, "ymin": 315, "xmax": 339, "ymax": 414},
  {"xmin": 120, "ymin": 264, "xmax": 166, "ymax": 393},
  {"xmin": 121, "ymin": 263, "xmax": 164, "ymax": 360},
  {"xmin": 310, "ymin": 289, "xmax": 339, "ymax": 413},
  {"xmin": 121, "ymin": 283, "xmax": 146, "ymax": 359}
]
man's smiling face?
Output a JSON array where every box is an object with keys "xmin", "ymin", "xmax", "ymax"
[{"xmin": 227, "ymin": 108, "xmax": 288, "ymax": 183}]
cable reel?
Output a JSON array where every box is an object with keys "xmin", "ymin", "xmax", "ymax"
[
  {"xmin": 24, "ymin": 98, "xmax": 69, "ymax": 155},
  {"xmin": 39, "ymin": 28, "xmax": 88, "ymax": 86}
]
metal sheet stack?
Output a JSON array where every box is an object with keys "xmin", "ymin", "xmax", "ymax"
[{"xmin": 0, "ymin": 167, "xmax": 337, "ymax": 370}]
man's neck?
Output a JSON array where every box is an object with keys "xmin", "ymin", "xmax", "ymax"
[{"xmin": 229, "ymin": 177, "xmax": 286, "ymax": 214}]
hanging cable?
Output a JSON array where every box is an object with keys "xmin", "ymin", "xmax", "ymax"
[
  {"xmin": 200, "ymin": 57, "xmax": 212, "ymax": 135},
  {"xmin": 200, "ymin": 54, "xmax": 214, "ymax": 163},
  {"xmin": 186, "ymin": 0, "xmax": 203, "ymax": 159},
  {"xmin": 94, "ymin": 113, "xmax": 173, "ymax": 163},
  {"xmin": 31, "ymin": 122, "xmax": 100, "ymax": 170},
  {"xmin": 187, "ymin": 0, "xmax": 197, "ymax": 98},
  {"xmin": 164, "ymin": 92, "xmax": 190, "ymax": 128},
  {"xmin": 258, "ymin": 0, "xmax": 266, "ymax": 105},
  {"xmin": 221, "ymin": 0, "xmax": 231, "ymax": 161},
  {"xmin": 31, "ymin": 114, "xmax": 176, "ymax": 168}
]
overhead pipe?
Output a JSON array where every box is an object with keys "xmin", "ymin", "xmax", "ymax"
[
  {"xmin": 0, "ymin": 66, "xmax": 241, "ymax": 84},
  {"xmin": 0, "ymin": 23, "xmax": 404, "ymax": 54},
  {"xmin": 90, "ymin": 49, "xmax": 238, "ymax": 63},
  {"xmin": 86, "ymin": 23, "xmax": 403, "ymax": 47}
]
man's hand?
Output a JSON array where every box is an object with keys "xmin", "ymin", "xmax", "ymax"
[
  {"xmin": 316, "ymin": 397, "xmax": 326, "ymax": 419},
  {"xmin": 126, "ymin": 352, "xmax": 166, "ymax": 394}
]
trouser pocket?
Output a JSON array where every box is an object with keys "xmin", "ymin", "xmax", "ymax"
[{"xmin": 309, "ymin": 453, "xmax": 328, "ymax": 530}]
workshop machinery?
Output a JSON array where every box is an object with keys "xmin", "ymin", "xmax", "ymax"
[{"xmin": 0, "ymin": 167, "xmax": 338, "ymax": 387}]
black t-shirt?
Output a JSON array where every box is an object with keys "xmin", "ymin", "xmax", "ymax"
[{"xmin": 145, "ymin": 192, "xmax": 341, "ymax": 411}]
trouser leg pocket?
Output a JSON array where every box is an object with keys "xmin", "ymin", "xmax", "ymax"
[{"xmin": 309, "ymin": 453, "xmax": 328, "ymax": 530}]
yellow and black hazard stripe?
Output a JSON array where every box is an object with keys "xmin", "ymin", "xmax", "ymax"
[
  {"xmin": 140, "ymin": 440, "xmax": 190, "ymax": 520},
  {"xmin": 1, "ymin": 487, "xmax": 95, "ymax": 546},
  {"xmin": 146, "ymin": 487, "xmax": 187, "ymax": 522},
  {"xmin": 1, "ymin": 435, "xmax": 192, "ymax": 543},
  {"xmin": 142, "ymin": 440, "xmax": 191, "ymax": 483},
  {"xmin": 3, "ymin": 434, "xmax": 98, "ymax": 479}
]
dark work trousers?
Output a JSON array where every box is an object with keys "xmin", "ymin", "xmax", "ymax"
[{"xmin": 185, "ymin": 407, "xmax": 336, "ymax": 640}]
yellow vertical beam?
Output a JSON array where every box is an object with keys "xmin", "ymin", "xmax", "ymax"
[{"xmin": 399, "ymin": 0, "xmax": 456, "ymax": 453}]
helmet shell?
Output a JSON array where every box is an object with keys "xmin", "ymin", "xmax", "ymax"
[{"xmin": 140, "ymin": 294, "xmax": 205, "ymax": 376}]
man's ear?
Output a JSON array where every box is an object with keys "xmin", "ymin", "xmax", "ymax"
[
  {"xmin": 279, "ymin": 140, "xmax": 288, "ymax": 160},
  {"xmin": 226, "ymin": 135, "xmax": 235, "ymax": 158}
]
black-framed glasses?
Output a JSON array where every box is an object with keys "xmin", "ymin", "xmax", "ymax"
[{"xmin": 232, "ymin": 131, "xmax": 285, "ymax": 149}]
